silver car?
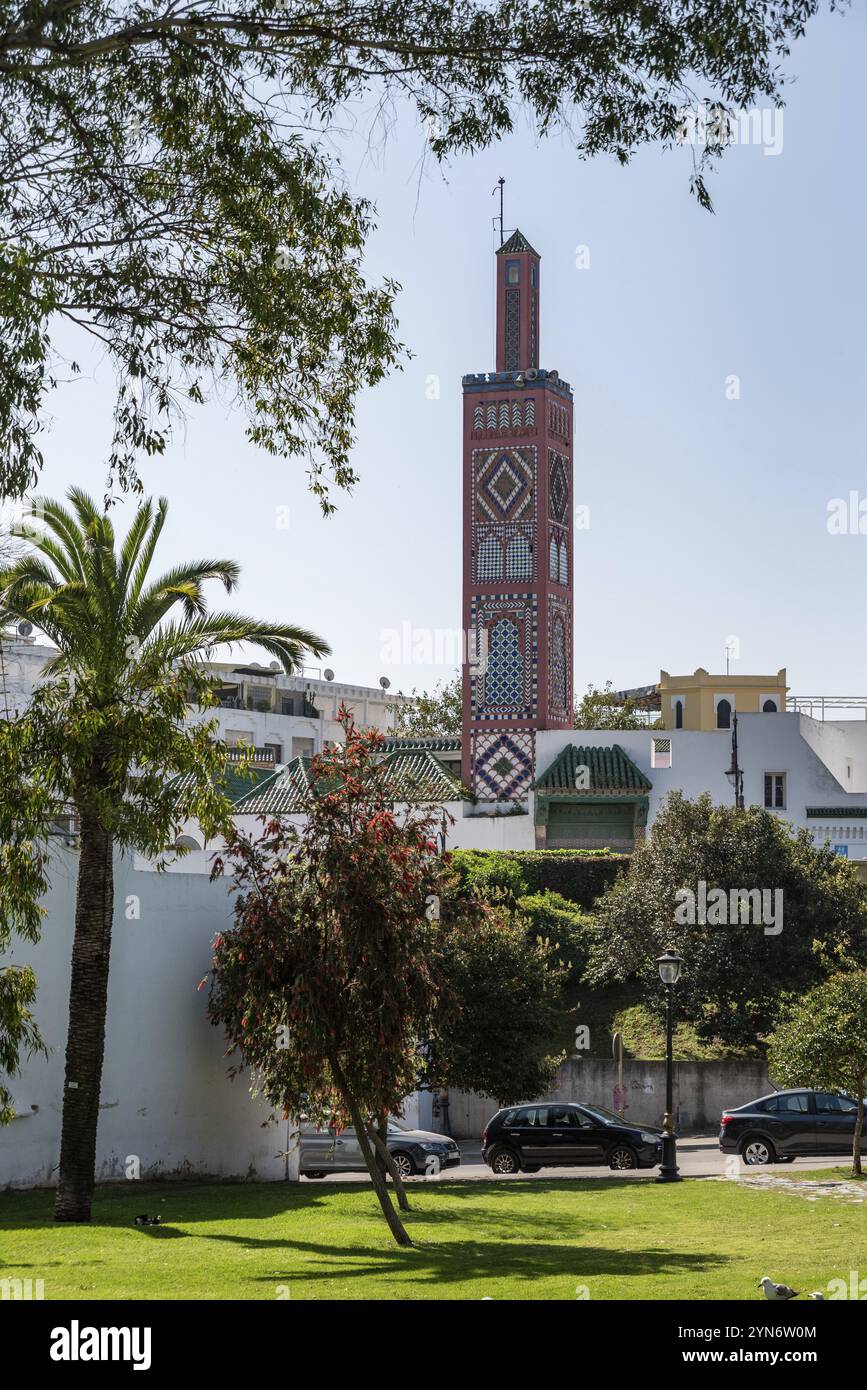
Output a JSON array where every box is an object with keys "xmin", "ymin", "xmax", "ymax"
[{"xmin": 300, "ymin": 1118, "xmax": 461, "ymax": 1179}]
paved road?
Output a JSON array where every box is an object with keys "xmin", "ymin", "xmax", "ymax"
[{"xmin": 301, "ymin": 1134, "xmax": 846, "ymax": 1182}]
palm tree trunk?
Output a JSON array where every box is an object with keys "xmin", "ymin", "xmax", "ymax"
[{"xmin": 54, "ymin": 812, "xmax": 114, "ymax": 1222}]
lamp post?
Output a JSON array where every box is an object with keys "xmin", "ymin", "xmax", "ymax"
[
  {"xmin": 725, "ymin": 712, "xmax": 745, "ymax": 810},
  {"xmin": 656, "ymin": 950, "xmax": 684, "ymax": 1183}
]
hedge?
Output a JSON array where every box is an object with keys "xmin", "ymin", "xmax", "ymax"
[{"xmin": 450, "ymin": 848, "xmax": 629, "ymax": 910}]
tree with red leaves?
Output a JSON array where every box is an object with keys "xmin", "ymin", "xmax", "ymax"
[{"xmin": 208, "ymin": 707, "xmax": 461, "ymax": 1246}]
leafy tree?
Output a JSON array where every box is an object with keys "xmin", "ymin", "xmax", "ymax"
[
  {"xmin": 0, "ymin": 713, "xmax": 54, "ymax": 1122},
  {"xmin": 588, "ymin": 793, "xmax": 867, "ymax": 1048},
  {"xmin": 573, "ymin": 681, "xmax": 648, "ymax": 730},
  {"xmin": 769, "ymin": 972, "xmax": 867, "ymax": 1176},
  {"xmin": 431, "ymin": 896, "xmax": 568, "ymax": 1103},
  {"xmin": 390, "ymin": 676, "xmax": 462, "ymax": 738},
  {"xmin": 208, "ymin": 711, "xmax": 459, "ymax": 1247},
  {"xmin": 0, "ymin": 489, "xmax": 328, "ymax": 1221},
  {"xmin": 0, "ymin": 1, "xmax": 835, "ymax": 499}
]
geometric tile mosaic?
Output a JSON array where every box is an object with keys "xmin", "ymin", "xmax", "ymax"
[
  {"xmin": 548, "ymin": 450, "xmax": 569, "ymax": 523},
  {"xmin": 470, "ymin": 592, "xmax": 537, "ymax": 720},
  {"xmin": 473, "ymin": 447, "xmax": 536, "ymax": 526},
  {"xmin": 472, "ymin": 729, "xmax": 536, "ymax": 800},
  {"xmin": 547, "ymin": 594, "xmax": 572, "ymax": 722}
]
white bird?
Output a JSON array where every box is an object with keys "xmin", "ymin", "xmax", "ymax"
[
  {"xmin": 808, "ymin": 1292, "xmax": 825, "ymax": 1301},
  {"xmin": 759, "ymin": 1276, "xmax": 799, "ymax": 1300}
]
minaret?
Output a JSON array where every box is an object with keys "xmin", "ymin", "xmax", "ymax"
[{"xmin": 461, "ymin": 230, "xmax": 574, "ymax": 802}]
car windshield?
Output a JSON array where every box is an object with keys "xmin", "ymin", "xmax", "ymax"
[
  {"xmin": 387, "ymin": 1118, "xmax": 411, "ymax": 1132},
  {"xmin": 579, "ymin": 1104, "xmax": 628, "ymax": 1126}
]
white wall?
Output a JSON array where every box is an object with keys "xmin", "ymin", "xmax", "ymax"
[{"xmin": 0, "ymin": 849, "xmax": 296, "ymax": 1189}]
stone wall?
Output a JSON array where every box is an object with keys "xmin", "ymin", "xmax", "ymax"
[{"xmin": 444, "ymin": 1057, "xmax": 771, "ymax": 1139}]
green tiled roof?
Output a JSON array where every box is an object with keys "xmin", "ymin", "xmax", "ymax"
[
  {"xmin": 535, "ymin": 744, "xmax": 652, "ymax": 796},
  {"xmin": 380, "ymin": 749, "xmax": 465, "ymax": 802},
  {"xmin": 232, "ymin": 757, "xmax": 314, "ymax": 815},
  {"xmin": 497, "ymin": 229, "xmax": 539, "ymax": 257},
  {"xmin": 171, "ymin": 764, "xmax": 274, "ymax": 805},
  {"xmin": 233, "ymin": 750, "xmax": 465, "ymax": 816},
  {"xmin": 382, "ymin": 736, "xmax": 462, "ymax": 755}
]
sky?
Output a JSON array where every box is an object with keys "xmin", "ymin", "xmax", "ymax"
[{"xmin": 28, "ymin": 6, "xmax": 867, "ymax": 703}]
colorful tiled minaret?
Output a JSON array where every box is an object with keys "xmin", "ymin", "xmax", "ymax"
[{"xmin": 461, "ymin": 230, "xmax": 574, "ymax": 801}]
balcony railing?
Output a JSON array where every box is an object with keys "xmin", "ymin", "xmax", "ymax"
[{"xmin": 224, "ymin": 745, "xmax": 277, "ymax": 766}]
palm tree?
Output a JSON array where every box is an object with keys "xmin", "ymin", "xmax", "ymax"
[{"xmin": 0, "ymin": 488, "xmax": 329, "ymax": 1221}]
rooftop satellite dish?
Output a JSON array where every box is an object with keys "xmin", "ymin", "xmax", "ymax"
[
  {"xmin": 379, "ymin": 676, "xmax": 391, "ymax": 691},
  {"xmin": 323, "ymin": 669, "xmax": 335, "ymax": 682},
  {"xmin": 16, "ymin": 620, "xmax": 33, "ymax": 637}
]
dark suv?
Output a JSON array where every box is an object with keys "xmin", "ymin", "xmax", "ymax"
[
  {"xmin": 482, "ymin": 1102, "xmax": 663, "ymax": 1173},
  {"xmin": 719, "ymin": 1089, "xmax": 863, "ymax": 1165}
]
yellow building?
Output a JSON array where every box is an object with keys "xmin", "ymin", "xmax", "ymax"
[{"xmin": 657, "ymin": 667, "xmax": 788, "ymax": 731}]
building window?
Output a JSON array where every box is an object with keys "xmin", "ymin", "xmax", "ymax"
[
  {"xmin": 762, "ymin": 698, "xmax": 778, "ymax": 713},
  {"xmin": 764, "ymin": 773, "xmax": 786, "ymax": 809},
  {"xmin": 651, "ymin": 737, "xmax": 672, "ymax": 769},
  {"xmin": 549, "ymin": 536, "xmax": 558, "ymax": 581},
  {"xmin": 674, "ymin": 698, "xmax": 683, "ymax": 729},
  {"xmin": 292, "ymin": 736, "xmax": 315, "ymax": 759},
  {"xmin": 506, "ymin": 260, "xmax": 520, "ymax": 285},
  {"xmin": 558, "ymin": 542, "xmax": 568, "ymax": 586},
  {"xmin": 716, "ymin": 698, "xmax": 732, "ymax": 729},
  {"xmin": 477, "ymin": 536, "xmax": 503, "ymax": 581}
]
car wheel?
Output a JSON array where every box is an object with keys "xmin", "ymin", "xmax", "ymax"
[
  {"xmin": 741, "ymin": 1137, "xmax": 775, "ymax": 1166},
  {"xmin": 489, "ymin": 1144, "xmax": 521, "ymax": 1175},
  {"xmin": 304, "ymin": 1171, "xmax": 326, "ymax": 1179},
  {"xmin": 608, "ymin": 1145, "xmax": 638, "ymax": 1170},
  {"xmin": 391, "ymin": 1151, "xmax": 416, "ymax": 1178}
]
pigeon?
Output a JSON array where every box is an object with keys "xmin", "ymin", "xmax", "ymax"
[
  {"xmin": 759, "ymin": 1276, "xmax": 799, "ymax": 1300},
  {"xmin": 808, "ymin": 1292, "xmax": 825, "ymax": 1301},
  {"xmin": 133, "ymin": 1214, "xmax": 161, "ymax": 1226}
]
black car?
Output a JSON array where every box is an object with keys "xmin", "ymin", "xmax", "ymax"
[
  {"xmin": 481, "ymin": 1102, "xmax": 663, "ymax": 1173},
  {"xmin": 719, "ymin": 1089, "xmax": 864, "ymax": 1165}
]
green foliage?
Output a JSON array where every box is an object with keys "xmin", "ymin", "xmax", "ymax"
[
  {"xmin": 0, "ymin": 489, "xmax": 329, "ymax": 1126},
  {"xmin": 450, "ymin": 847, "xmax": 627, "ymax": 908},
  {"xmin": 515, "ymin": 891, "xmax": 594, "ymax": 984},
  {"xmin": 0, "ymin": 2, "xmax": 832, "ymax": 498},
  {"xmin": 769, "ymin": 972, "xmax": 867, "ymax": 1173},
  {"xmin": 573, "ymin": 681, "xmax": 648, "ymax": 730},
  {"xmin": 589, "ymin": 792, "xmax": 867, "ymax": 1048},
  {"xmin": 431, "ymin": 891, "xmax": 568, "ymax": 1103},
  {"xmin": 208, "ymin": 712, "xmax": 450, "ymax": 1133},
  {"xmin": 389, "ymin": 676, "xmax": 462, "ymax": 738}
]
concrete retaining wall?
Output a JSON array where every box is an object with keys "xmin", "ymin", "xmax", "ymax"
[{"xmin": 444, "ymin": 1057, "xmax": 771, "ymax": 1139}]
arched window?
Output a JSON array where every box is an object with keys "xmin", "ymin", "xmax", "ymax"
[
  {"xmin": 716, "ymin": 698, "xmax": 732, "ymax": 729},
  {"xmin": 486, "ymin": 619, "xmax": 522, "ymax": 708},
  {"xmin": 558, "ymin": 541, "xmax": 568, "ymax": 586},
  {"xmin": 477, "ymin": 536, "xmax": 502, "ymax": 582},
  {"xmin": 506, "ymin": 535, "xmax": 532, "ymax": 580},
  {"xmin": 675, "ymin": 698, "xmax": 683, "ymax": 730},
  {"xmin": 549, "ymin": 536, "xmax": 558, "ymax": 581},
  {"xmin": 762, "ymin": 699, "xmax": 778, "ymax": 713}
]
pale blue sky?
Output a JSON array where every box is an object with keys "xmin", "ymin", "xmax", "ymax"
[{"xmin": 34, "ymin": 6, "xmax": 867, "ymax": 702}]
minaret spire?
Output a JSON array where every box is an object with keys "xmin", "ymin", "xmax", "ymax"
[{"xmin": 494, "ymin": 228, "xmax": 540, "ymax": 373}]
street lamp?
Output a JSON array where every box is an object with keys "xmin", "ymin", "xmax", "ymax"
[
  {"xmin": 725, "ymin": 711, "xmax": 745, "ymax": 809},
  {"xmin": 656, "ymin": 950, "xmax": 684, "ymax": 1184}
]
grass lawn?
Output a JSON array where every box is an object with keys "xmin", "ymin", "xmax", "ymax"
[{"xmin": 2, "ymin": 1176, "xmax": 865, "ymax": 1300}]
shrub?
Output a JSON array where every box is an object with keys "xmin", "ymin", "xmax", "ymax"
[{"xmin": 450, "ymin": 848, "xmax": 628, "ymax": 909}]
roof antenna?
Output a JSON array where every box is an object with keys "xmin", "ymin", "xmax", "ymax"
[{"xmin": 492, "ymin": 176, "xmax": 505, "ymax": 247}]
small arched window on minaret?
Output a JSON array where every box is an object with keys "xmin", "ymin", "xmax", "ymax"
[
  {"xmin": 716, "ymin": 698, "xmax": 732, "ymax": 729},
  {"xmin": 675, "ymin": 698, "xmax": 683, "ymax": 729}
]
